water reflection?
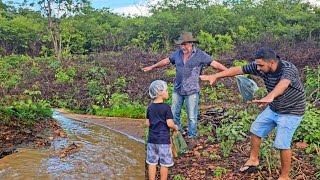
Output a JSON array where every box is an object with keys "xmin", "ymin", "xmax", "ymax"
[{"xmin": 0, "ymin": 114, "xmax": 145, "ymax": 179}]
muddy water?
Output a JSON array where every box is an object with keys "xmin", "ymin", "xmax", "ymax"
[{"xmin": 0, "ymin": 114, "xmax": 145, "ymax": 179}]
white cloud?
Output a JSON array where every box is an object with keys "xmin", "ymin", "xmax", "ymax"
[
  {"xmin": 112, "ymin": 5, "xmax": 150, "ymax": 16},
  {"xmin": 111, "ymin": 0, "xmax": 319, "ymax": 16},
  {"xmin": 306, "ymin": 0, "xmax": 320, "ymax": 6},
  {"xmin": 111, "ymin": 0, "xmax": 161, "ymax": 16}
]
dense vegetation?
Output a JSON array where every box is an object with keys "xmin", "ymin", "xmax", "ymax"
[{"xmin": 0, "ymin": 0, "xmax": 319, "ymax": 178}]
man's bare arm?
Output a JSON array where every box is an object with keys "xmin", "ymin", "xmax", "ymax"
[
  {"xmin": 143, "ymin": 58, "xmax": 171, "ymax": 72},
  {"xmin": 200, "ymin": 66, "xmax": 244, "ymax": 85},
  {"xmin": 210, "ymin": 60, "xmax": 228, "ymax": 71},
  {"xmin": 253, "ymin": 79, "xmax": 291, "ymax": 108}
]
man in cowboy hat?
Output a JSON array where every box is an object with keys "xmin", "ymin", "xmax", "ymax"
[{"xmin": 143, "ymin": 32, "xmax": 227, "ymax": 148}]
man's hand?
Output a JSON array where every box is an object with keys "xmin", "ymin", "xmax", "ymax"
[
  {"xmin": 142, "ymin": 66, "xmax": 153, "ymax": 72},
  {"xmin": 252, "ymin": 95, "xmax": 274, "ymax": 109},
  {"xmin": 199, "ymin": 75, "xmax": 217, "ymax": 85},
  {"xmin": 174, "ymin": 125, "xmax": 179, "ymax": 132}
]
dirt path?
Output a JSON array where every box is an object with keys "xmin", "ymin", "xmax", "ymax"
[{"xmin": 54, "ymin": 109, "xmax": 145, "ymax": 143}]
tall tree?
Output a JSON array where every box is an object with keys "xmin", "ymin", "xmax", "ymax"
[{"xmin": 32, "ymin": 0, "xmax": 90, "ymax": 61}]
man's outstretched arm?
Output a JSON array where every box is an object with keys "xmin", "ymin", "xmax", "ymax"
[
  {"xmin": 143, "ymin": 58, "xmax": 171, "ymax": 72},
  {"xmin": 210, "ymin": 60, "xmax": 228, "ymax": 71},
  {"xmin": 200, "ymin": 66, "xmax": 244, "ymax": 85}
]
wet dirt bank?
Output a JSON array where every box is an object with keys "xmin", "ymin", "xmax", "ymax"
[{"xmin": 0, "ymin": 119, "xmax": 63, "ymax": 159}]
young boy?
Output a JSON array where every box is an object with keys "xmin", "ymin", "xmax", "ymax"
[{"xmin": 146, "ymin": 80, "xmax": 178, "ymax": 180}]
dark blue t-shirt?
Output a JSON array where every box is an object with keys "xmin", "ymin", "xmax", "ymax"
[{"xmin": 146, "ymin": 103, "xmax": 173, "ymax": 144}]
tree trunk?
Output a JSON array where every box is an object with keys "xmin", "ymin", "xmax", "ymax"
[{"xmin": 46, "ymin": 0, "xmax": 62, "ymax": 61}]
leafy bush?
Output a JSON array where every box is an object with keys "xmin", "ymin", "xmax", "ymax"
[
  {"xmin": 85, "ymin": 67, "xmax": 108, "ymax": 80},
  {"xmin": 92, "ymin": 102, "xmax": 146, "ymax": 119},
  {"xmin": 114, "ymin": 77, "xmax": 127, "ymax": 92},
  {"xmin": 109, "ymin": 93, "xmax": 129, "ymax": 108},
  {"xmin": 0, "ymin": 98, "xmax": 52, "ymax": 126},
  {"xmin": 217, "ymin": 110, "xmax": 254, "ymax": 157},
  {"xmin": 293, "ymin": 104, "xmax": 320, "ymax": 144},
  {"xmin": 232, "ymin": 60, "xmax": 248, "ymax": 67},
  {"xmin": 55, "ymin": 67, "xmax": 77, "ymax": 83},
  {"xmin": 197, "ymin": 30, "xmax": 234, "ymax": 57},
  {"xmin": 304, "ymin": 66, "xmax": 319, "ymax": 100},
  {"xmin": 87, "ymin": 80, "xmax": 106, "ymax": 105}
]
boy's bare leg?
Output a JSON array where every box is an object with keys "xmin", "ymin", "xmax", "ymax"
[
  {"xmin": 148, "ymin": 165, "xmax": 156, "ymax": 180},
  {"xmin": 160, "ymin": 166, "xmax": 168, "ymax": 180},
  {"xmin": 277, "ymin": 149, "xmax": 291, "ymax": 180}
]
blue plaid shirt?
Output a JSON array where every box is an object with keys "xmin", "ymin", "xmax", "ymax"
[{"xmin": 169, "ymin": 47, "xmax": 213, "ymax": 95}]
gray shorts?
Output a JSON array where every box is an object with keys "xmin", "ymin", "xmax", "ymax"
[{"xmin": 146, "ymin": 143, "xmax": 174, "ymax": 167}]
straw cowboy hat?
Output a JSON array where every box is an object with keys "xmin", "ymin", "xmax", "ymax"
[{"xmin": 174, "ymin": 32, "xmax": 199, "ymax": 45}]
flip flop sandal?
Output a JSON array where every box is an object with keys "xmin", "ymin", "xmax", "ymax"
[{"xmin": 237, "ymin": 164, "xmax": 258, "ymax": 173}]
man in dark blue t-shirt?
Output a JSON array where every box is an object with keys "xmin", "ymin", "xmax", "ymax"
[{"xmin": 143, "ymin": 32, "xmax": 227, "ymax": 148}]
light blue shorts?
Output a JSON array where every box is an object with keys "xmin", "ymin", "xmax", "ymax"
[
  {"xmin": 250, "ymin": 106, "xmax": 303, "ymax": 149},
  {"xmin": 146, "ymin": 143, "xmax": 174, "ymax": 167}
]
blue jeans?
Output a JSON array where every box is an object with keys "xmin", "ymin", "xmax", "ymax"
[
  {"xmin": 250, "ymin": 106, "xmax": 303, "ymax": 149},
  {"xmin": 171, "ymin": 91, "xmax": 199, "ymax": 138}
]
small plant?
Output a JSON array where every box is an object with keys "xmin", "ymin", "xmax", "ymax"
[
  {"xmin": 173, "ymin": 174, "xmax": 186, "ymax": 180},
  {"xmin": 206, "ymin": 135, "xmax": 215, "ymax": 143},
  {"xmin": 109, "ymin": 93, "xmax": 130, "ymax": 108},
  {"xmin": 55, "ymin": 67, "xmax": 77, "ymax": 83},
  {"xmin": 259, "ymin": 132, "xmax": 280, "ymax": 175},
  {"xmin": 114, "ymin": 77, "xmax": 127, "ymax": 92},
  {"xmin": 233, "ymin": 60, "xmax": 248, "ymax": 67},
  {"xmin": 85, "ymin": 67, "xmax": 108, "ymax": 80},
  {"xmin": 198, "ymin": 124, "xmax": 214, "ymax": 136},
  {"xmin": 212, "ymin": 166, "xmax": 227, "ymax": 178},
  {"xmin": 216, "ymin": 110, "xmax": 253, "ymax": 156},
  {"xmin": 209, "ymin": 153, "xmax": 221, "ymax": 160},
  {"xmin": 165, "ymin": 68, "xmax": 176, "ymax": 77},
  {"xmin": 293, "ymin": 104, "xmax": 320, "ymax": 144},
  {"xmin": 202, "ymin": 150, "xmax": 210, "ymax": 157}
]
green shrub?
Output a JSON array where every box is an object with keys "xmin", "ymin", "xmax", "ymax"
[
  {"xmin": 293, "ymin": 104, "xmax": 320, "ymax": 144},
  {"xmin": 0, "ymin": 98, "xmax": 52, "ymax": 126},
  {"xmin": 217, "ymin": 110, "xmax": 254, "ymax": 157},
  {"xmin": 55, "ymin": 67, "xmax": 77, "ymax": 83},
  {"xmin": 109, "ymin": 93, "xmax": 129, "ymax": 108},
  {"xmin": 93, "ymin": 102, "xmax": 146, "ymax": 119},
  {"xmin": 197, "ymin": 30, "xmax": 234, "ymax": 57},
  {"xmin": 85, "ymin": 67, "xmax": 108, "ymax": 80},
  {"xmin": 304, "ymin": 66, "xmax": 319, "ymax": 99}
]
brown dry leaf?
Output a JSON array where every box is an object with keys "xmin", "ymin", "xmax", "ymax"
[
  {"xmin": 295, "ymin": 142, "xmax": 309, "ymax": 149},
  {"xmin": 194, "ymin": 151, "xmax": 201, "ymax": 157},
  {"xmin": 59, "ymin": 132, "xmax": 67, "ymax": 138},
  {"xmin": 194, "ymin": 146, "xmax": 203, "ymax": 151},
  {"xmin": 192, "ymin": 163, "xmax": 199, "ymax": 167},
  {"xmin": 60, "ymin": 153, "xmax": 66, "ymax": 158}
]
